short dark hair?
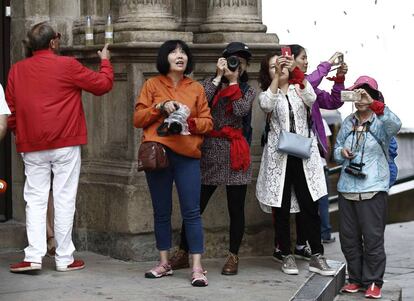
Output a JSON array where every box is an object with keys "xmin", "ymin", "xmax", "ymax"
[
  {"xmin": 289, "ymin": 44, "xmax": 306, "ymax": 58},
  {"xmin": 259, "ymin": 50, "xmax": 281, "ymax": 91},
  {"xmin": 27, "ymin": 22, "xmax": 56, "ymax": 51},
  {"xmin": 156, "ymin": 40, "xmax": 194, "ymax": 75}
]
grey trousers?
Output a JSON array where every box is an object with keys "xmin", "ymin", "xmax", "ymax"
[{"xmin": 338, "ymin": 192, "xmax": 387, "ymax": 287}]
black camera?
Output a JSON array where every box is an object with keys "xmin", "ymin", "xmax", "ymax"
[
  {"xmin": 227, "ymin": 56, "xmax": 240, "ymax": 72},
  {"xmin": 344, "ymin": 162, "xmax": 366, "ymax": 179}
]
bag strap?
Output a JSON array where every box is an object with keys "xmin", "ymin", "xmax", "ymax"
[
  {"xmin": 367, "ymin": 124, "xmax": 390, "ymax": 161},
  {"xmin": 286, "ymin": 95, "xmax": 311, "ymax": 138}
]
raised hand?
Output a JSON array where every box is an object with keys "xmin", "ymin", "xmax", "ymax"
[
  {"xmin": 328, "ymin": 52, "xmax": 344, "ymax": 66},
  {"xmin": 337, "ymin": 62, "xmax": 348, "ymax": 76},
  {"xmin": 341, "ymin": 148, "xmax": 355, "ymax": 159},
  {"xmin": 98, "ymin": 43, "xmax": 111, "ymax": 60},
  {"xmin": 354, "ymin": 88, "xmax": 374, "ymax": 105},
  {"xmin": 216, "ymin": 57, "xmax": 227, "ymax": 78}
]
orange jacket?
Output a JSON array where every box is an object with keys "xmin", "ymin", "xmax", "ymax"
[{"xmin": 134, "ymin": 75, "xmax": 213, "ymax": 158}]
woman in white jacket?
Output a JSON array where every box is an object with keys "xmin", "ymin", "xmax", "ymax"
[{"xmin": 256, "ymin": 50, "xmax": 335, "ymax": 276}]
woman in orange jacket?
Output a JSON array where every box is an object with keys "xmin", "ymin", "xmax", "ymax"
[{"xmin": 134, "ymin": 40, "xmax": 213, "ymax": 287}]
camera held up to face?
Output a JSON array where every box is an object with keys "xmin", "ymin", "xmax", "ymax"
[
  {"xmin": 341, "ymin": 90, "xmax": 361, "ymax": 102},
  {"xmin": 226, "ymin": 56, "xmax": 240, "ymax": 72}
]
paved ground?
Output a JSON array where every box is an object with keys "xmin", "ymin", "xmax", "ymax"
[
  {"xmin": 0, "ymin": 252, "xmax": 314, "ymax": 301},
  {"xmin": 0, "ymin": 221, "xmax": 413, "ymax": 301}
]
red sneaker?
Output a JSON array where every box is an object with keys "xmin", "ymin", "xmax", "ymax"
[
  {"xmin": 56, "ymin": 259, "xmax": 85, "ymax": 272},
  {"xmin": 365, "ymin": 283, "xmax": 382, "ymax": 299},
  {"xmin": 10, "ymin": 261, "xmax": 41, "ymax": 273},
  {"xmin": 342, "ymin": 283, "xmax": 363, "ymax": 293}
]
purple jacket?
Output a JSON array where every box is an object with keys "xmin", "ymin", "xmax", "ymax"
[{"xmin": 306, "ymin": 61, "xmax": 345, "ymax": 157}]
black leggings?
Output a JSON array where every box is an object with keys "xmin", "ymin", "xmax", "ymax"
[
  {"xmin": 179, "ymin": 184, "xmax": 247, "ymax": 255},
  {"xmin": 272, "ymin": 212, "xmax": 307, "ymax": 247},
  {"xmin": 273, "ymin": 156, "xmax": 323, "ymax": 255}
]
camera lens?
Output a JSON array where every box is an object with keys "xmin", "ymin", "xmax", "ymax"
[
  {"xmin": 227, "ymin": 56, "xmax": 240, "ymax": 72},
  {"xmin": 168, "ymin": 122, "xmax": 182, "ymax": 135}
]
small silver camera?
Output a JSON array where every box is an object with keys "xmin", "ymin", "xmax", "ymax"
[
  {"xmin": 335, "ymin": 54, "xmax": 344, "ymax": 65},
  {"xmin": 341, "ymin": 90, "xmax": 361, "ymax": 102}
]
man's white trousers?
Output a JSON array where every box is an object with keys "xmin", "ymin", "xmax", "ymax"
[{"xmin": 22, "ymin": 146, "xmax": 81, "ymax": 268}]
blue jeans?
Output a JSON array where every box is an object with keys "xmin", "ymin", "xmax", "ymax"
[
  {"xmin": 319, "ymin": 194, "xmax": 332, "ymax": 240},
  {"xmin": 145, "ymin": 149, "xmax": 204, "ymax": 254}
]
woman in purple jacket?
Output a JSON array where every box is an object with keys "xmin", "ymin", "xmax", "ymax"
[
  {"xmin": 273, "ymin": 45, "xmax": 348, "ymax": 261},
  {"xmin": 295, "ymin": 44, "xmax": 348, "ymax": 244}
]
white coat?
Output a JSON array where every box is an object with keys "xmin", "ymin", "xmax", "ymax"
[{"xmin": 256, "ymin": 83, "xmax": 327, "ymax": 213}]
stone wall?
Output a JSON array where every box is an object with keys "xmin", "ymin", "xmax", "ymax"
[{"xmin": 9, "ymin": 0, "xmax": 280, "ymax": 261}]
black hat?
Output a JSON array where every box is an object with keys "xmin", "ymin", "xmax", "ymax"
[{"xmin": 222, "ymin": 42, "xmax": 252, "ymax": 59}]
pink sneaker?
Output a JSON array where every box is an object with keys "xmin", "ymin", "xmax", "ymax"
[
  {"xmin": 365, "ymin": 283, "xmax": 382, "ymax": 299},
  {"xmin": 56, "ymin": 259, "xmax": 85, "ymax": 272},
  {"xmin": 191, "ymin": 268, "xmax": 208, "ymax": 287},
  {"xmin": 10, "ymin": 261, "xmax": 41, "ymax": 273},
  {"xmin": 145, "ymin": 262, "xmax": 173, "ymax": 278}
]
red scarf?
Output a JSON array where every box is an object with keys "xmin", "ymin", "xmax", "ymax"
[
  {"xmin": 209, "ymin": 126, "xmax": 250, "ymax": 172},
  {"xmin": 288, "ymin": 67, "xmax": 305, "ymax": 89},
  {"xmin": 211, "ymin": 84, "xmax": 243, "ymax": 115}
]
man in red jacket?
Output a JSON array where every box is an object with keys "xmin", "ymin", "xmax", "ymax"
[{"xmin": 6, "ymin": 22, "xmax": 114, "ymax": 273}]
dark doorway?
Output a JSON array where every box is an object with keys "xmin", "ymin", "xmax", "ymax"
[{"xmin": 0, "ymin": 0, "xmax": 12, "ymax": 221}]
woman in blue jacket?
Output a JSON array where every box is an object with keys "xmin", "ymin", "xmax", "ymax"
[{"xmin": 334, "ymin": 76, "xmax": 401, "ymax": 299}]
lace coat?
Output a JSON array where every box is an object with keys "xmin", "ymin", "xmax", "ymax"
[{"xmin": 256, "ymin": 84, "xmax": 327, "ymax": 213}]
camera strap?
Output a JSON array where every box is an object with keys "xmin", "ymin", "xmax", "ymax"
[
  {"xmin": 349, "ymin": 122, "xmax": 368, "ymax": 167},
  {"xmin": 346, "ymin": 118, "xmax": 390, "ymax": 162}
]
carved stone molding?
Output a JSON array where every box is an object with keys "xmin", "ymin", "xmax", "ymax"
[
  {"xmin": 199, "ymin": 0, "xmax": 267, "ymax": 37},
  {"xmin": 207, "ymin": 0, "xmax": 258, "ymax": 8}
]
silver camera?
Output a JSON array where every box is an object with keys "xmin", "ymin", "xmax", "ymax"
[
  {"xmin": 341, "ymin": 90, "xmax": 361, "ymax": 102},
  {"xmin": 157, "ymin": 103, "xmax": 191, "ymax": 136},
  {"xmin": 335, "ymin": 54, "xmax": 344, "ymax": 65}
]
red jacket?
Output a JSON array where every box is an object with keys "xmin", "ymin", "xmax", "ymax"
[{"xmin": 6, "ymin": 49, "xmax": 113, "ymax": 153}]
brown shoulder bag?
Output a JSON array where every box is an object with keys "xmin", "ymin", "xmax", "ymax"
[{"xmin": 137, "ymin": 141, "xmax": 169, "ymax": 172}]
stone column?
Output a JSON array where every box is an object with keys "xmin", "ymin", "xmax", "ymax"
[
  {"xmin": 49, "ymin": 0, "xmax": 81, "ymax": 52},
  {"xmin": 73, "ymin": 0, "xmax": 192, "ymax": 45},
  {"xmin": 195, "ymin": 0, "xmax": 277, "ymax": 43},
  {"xmin": 72, "ymin": 0, "xmax": 110, "ymax": 45},
  {"xmin": 180, "ymin": 0, "xmax": 207, "ymax": 32}
]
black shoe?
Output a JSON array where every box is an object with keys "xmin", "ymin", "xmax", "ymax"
[
  {"xmin": 272, "ymin": 249, "xmax": 283, "ymax": 263},
  {"xmin": 322, "ymin": 236, "xmax": 336, "ymax": 244},
  {"xmin": 294, "ymin": 246, "xmax": 311, "ymax": 261}
]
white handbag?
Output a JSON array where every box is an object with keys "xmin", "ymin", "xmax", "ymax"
[
  {"xmin": 277, "ymin": 96, "xmax": 312, "ymax": 159},
  {"xmin": 277, "ymin": 129, "xmax": 312, "ymax": 159}
]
